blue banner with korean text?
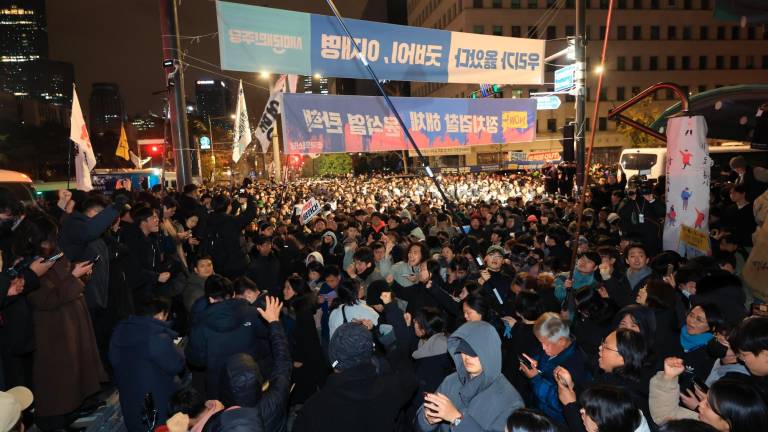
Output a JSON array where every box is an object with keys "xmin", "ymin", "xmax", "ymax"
[
  {"xmin": 281, "ymin": 94, "xmax": 537, "ymax": 155},
  {"xmin": 216, "ymin": 1, "xmax": 545, "ymax": 85}
]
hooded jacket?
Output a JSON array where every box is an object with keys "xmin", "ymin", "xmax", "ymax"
[
  {"xmin": 205, "ymin": 321, "xmax": 292, "ymax": 432},
  {"xmin": 417, "ymin": 321, "xmax": 524, "ymax": 432},
  {"xmin": 109, "ymin": 315, "xmax": 185, "ymax": 432},
  {"xmin": 186, "ymin": 298, "xmax": 270, "ymax": 398},
  {"xmin": 293, "ymin": 302, "xmax": 417, "ymax": 432}
]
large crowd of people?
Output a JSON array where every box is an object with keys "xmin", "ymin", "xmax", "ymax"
[{"xmin": 1, "ymin": 157, "xmax": 767, "ymax": 432}]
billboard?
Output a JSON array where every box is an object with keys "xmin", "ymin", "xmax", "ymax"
[
  {"xmin": 281, "ymin": 94, "xmax": 537, "ymax": 155},
  {"xmin": 216, "ymin": 1, "xmax": 545, "ymax": 85}
]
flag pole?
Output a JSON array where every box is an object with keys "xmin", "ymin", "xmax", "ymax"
[{"xmin": 67, "ymin": 139, "xmax": 72, "ymax": 190}]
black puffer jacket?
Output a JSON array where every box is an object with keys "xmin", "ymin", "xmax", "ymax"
[
  {"xmin": 203, "ymin": 201, "xmax": 256, "ymax": 279},
  {"xmin": 205, "ymin": 321, "xmax": 292, "ymax": 432}
]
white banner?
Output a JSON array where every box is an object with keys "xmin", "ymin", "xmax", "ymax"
[
  {"xmin": 70, "ymin": 85, "xmax": 96, "ymax": 191},
  {"xmin": 255, "ymin": 75, "xmax": 286, "ymax": 153},
  {"xmin": 232, "ymin": 80, "xmax": 251, "ymax": 163},
  {"xmin": 663, "ymin": 116, "xmax": 710, "ymax": 256}
]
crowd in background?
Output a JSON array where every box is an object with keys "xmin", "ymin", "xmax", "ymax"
[{"xmin": 0, "ymin": 156, "xmax": 767, "ymax": 432}]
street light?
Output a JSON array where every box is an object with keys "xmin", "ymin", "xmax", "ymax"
[
  {"xmin": 259, "ymin": 71, "xmax": 270, "ymax": 79},
  {"xmin": 594, "ymin": 65, "xmax": 605, "ymax": 75}
]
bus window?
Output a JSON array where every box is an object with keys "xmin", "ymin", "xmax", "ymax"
[{"xmin": 620, "ymin": 153, "xmax": 658, "ymax": 171}]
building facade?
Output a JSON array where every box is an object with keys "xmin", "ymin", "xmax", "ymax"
[
  {"xmin": 195, "ymin": 79, "xmax": 234, "ymax": 124},
  {"xmin": 407, "ymin": 0, "xmax": 768, "ymax": 167},
  {"xmin": 0, "ymin": 0, "xmax": 73, "ymax": 107},
  {"xmin": 88, "ymin": 82, "xmax": 124, "ymax": 136}
]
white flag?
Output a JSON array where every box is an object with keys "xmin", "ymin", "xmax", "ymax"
[
  {"xmin": 129, "ymin": 150, "xmax": 152, "ymax": 169},
  {"xmin": 255, "ymin": 74, "xmax": 286, "ymax": 153},
  {"xmin": 232, "ymin": 80, "xmax": 251, "ymax": 163},
  {"xmin": 70, "ymin": 85, "xmax": 96, "ymax": 191}
]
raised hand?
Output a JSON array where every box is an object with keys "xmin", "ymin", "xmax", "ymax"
[{"xmin": 257, "ymin": 296, "xmax": 283, "ymax": 323}]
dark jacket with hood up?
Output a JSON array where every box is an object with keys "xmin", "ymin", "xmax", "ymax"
[
  {"xmin": 293, "ymin": 302, "xmax": 418, "ymax": 432},
  {"xmin": 417, "ymin": 321, "xmax": 524, "ymax": 432},
  {"xmin": 109, "ymin": 315, "xmax": 185, "ymax": 432},
  {"xmin": 204, "ymin": 321, "xmax": 292, "ymax": 432},
  {"xmin": 186, "ymin": 298, "xmax": 268, "ymax": 397}
]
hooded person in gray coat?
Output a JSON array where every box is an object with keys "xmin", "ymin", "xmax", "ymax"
[{"xmin": 417, "ymin": 321, "xmax": 524, "ymax": 431}]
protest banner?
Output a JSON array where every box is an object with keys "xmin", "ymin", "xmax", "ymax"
[
  {"xmin": 281, "ymin": 94, "xmax": 536, "ymax": 155},
  {"xmin": 216, "ymin": 1, "xmax": 545, "ymax": 85},
  {"xmin": 300, "ymin": 197, "xmax": 322, "ymax": 225},
  {"xmin": 662, "ymin": 116, "xmax": 710, "ymax": 256}
]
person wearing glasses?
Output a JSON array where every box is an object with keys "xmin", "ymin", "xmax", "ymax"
[{"xmin": 555, "ymin": 329, "xmax": 655, "ymax": 431}]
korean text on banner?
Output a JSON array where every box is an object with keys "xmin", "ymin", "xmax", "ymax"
[
  {"xmin": 679, "ymin": 225, "xmax": 710, "ymax": 253},
  {"xmin": 300, "ymin": 197, "xmax": 322, "ymax": 225},
  {"xmin": 216, "ymin": 1, "xmax": 545, "ymax": 85},
  {"xmin": 281, "ymin": 94, "xmax": 537, "ymax": 155},
  {"xmin": 662, "ymin": 116, "xmax": 710, "ymax": 257},
  {"xmin": 255, "ymin": 75, "xmax": 286, "ymax": 153}
]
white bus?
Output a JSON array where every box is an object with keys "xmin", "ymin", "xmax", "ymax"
[{"xmin": 619, "ymin": 143, "xmax": 768, "ymax": 181}]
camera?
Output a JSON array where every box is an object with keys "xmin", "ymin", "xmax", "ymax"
[{"xmin": 627, "ymin": 175, "xmax": 655, "ymax": 196}]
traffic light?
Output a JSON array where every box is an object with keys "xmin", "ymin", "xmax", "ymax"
[{"xmin": 150, "ymin": 145, "xmax": 161, "ymax": 155}]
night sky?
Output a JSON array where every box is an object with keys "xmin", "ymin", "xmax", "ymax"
[{"xmin": 45, "ymin": 0, "xmax": 384, "ymax": 116}]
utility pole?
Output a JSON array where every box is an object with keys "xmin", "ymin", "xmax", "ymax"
[
  {"xmin": 574, "ymin": 0, "xmax": 587, "ymax": 190},
  {"xmin": 159, "ymin": 0, "xmax": 193, "ymax": 188}
]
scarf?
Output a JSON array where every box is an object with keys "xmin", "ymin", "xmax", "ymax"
[
  {"xmin": 680, "ymin": 325, "xmax": 713, "ymax": 353},
  {"xmin": 626, "ymin": 266, "xmax": 652, "ymax": 292}
]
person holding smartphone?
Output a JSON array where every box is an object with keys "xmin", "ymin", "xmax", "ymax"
[{"xmin": 417, "ymin": 321, "xmax": 523, "ymax": 431}]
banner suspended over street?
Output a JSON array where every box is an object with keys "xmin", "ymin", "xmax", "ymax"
[
  {"xmin": 215, "ymin": 1, "xmax": 545, "ymax": 85},
  {"xmin": 281, "ymin": 93, "xmax": 537, "ymax": 155},
  {"xmin": 662, "ymin": 115, "xmax": 711, "ymax": 256}
]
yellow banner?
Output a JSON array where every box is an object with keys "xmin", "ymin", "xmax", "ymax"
[
  {"xmin": 502, "ymin": 111, "xmax": 528, "ymax": 129},
  {"xmin": 679, "ymin": 225, "xmax": 710, "ymax": 252}
]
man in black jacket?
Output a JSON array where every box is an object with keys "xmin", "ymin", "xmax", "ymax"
[
  {"xmin": 190, "ymin": 296, "xmax": 291, "ymax": 432},
  {"xmin": 123, "ymin": 207, "xmax": 171, "ymax": 298},
  {"xmin": 293, "ymin": 302, "xmax": 417, "ymax": 432},
  {"xmin": 246, "ymin": 236, "xmax": 282, "ymax": 296},
  {"xmin": 203, "ymin": 195, "xmax": 256, "ymax": 279}
]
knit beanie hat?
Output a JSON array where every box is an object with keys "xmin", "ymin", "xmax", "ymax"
[{"xmin": 329, "ymin": 322, "xmax": 373, "ymax": 370}]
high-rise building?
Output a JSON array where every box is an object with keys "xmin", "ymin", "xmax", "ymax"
[
  {"xmin": 88, "ymin": 82, "xmax": 124, "ymax": 136},
  {"xmin": 407, "ymin": 0, "xmax": 768, "ymax": 166},
  {"xmin": 195, "ymin": 79, "xmax": 233, "ymax": 123},
  {"xmin": 302, "ymin": 75, "xmax": 329, "ymax": 94},
  {"xmin": 0, "ymin": 1, "xmax": 73, "ymax": 106}
]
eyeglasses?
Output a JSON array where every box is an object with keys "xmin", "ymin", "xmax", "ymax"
[
  {"xmin": 599, "ymin": 340, "xmax": 619, "ymax": 353},
  {"xmin": 687, "ymin": 311, "xmax": 707, "ymax": 324}
]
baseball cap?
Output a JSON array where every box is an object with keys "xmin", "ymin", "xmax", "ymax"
[
  {"xmin": 486, "ymin": 245, "xmax": 505, "ymax": 257},
  {"xmin": 607, "ymin": 213, "xmax": 620, "ymax": 224},
  {"xmin": 0, "ymin": 387, "xmax": 32, "ymax": 432}
]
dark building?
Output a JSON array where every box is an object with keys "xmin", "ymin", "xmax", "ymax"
[
  {"xmin": 0, "ymin": 1, "xmax": 73, "ymax": 107},
  {"xmin": 195, "ymin": 79, "xmax": 233, "ymax": 123},
  {"xmin": 302, "ymin": 75, "xmax": 329, "ymax": 94},
  {"xmin": 88, "ymin": 82, "xmax": 124, "ymax": 136}
]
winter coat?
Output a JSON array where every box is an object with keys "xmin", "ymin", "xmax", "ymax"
[
  {"xmin": 293, "ymin": 303, "xmax": 417, "ymax": 432},
  {"xmin": 648, "ymin": 372, "xmax": 698, "ymax": 424},
  {"xmin": 109, "ymin": 316, "xmax": 185, "ymax": 432},
  {"xmin": 182, "ymin": 272, "xmax": 208, "ymax": 313},
  {"xmin": 529, "ymin": 342, "xmax": 592, "ymax": 425},
  {"xmin": 186, "ymin": 298, "xmax": 270, "ymax": 398},
  {"xmin": 207, "ymin": 322, "xmax": 293, "ymax": 432},
  {"xmin": 202, "ymin": 203, "xmax": 256, "ymax": 279},
  {"xmin": 408, "ymin": 333, "xmax": 453, "ymax": 423},
  {"xmin": 59, "ymin": 207, "xmax": 119, "ymax": 308},
  {"xmin": 417, "ymin": 321, "xmax": 524, "ymax": 432},
  {"xmin": 501, "ymin": 322, "xmax": 543, "ymax": 407},
  {"xmin": 246, "ymin": 253, "xmax": 282, "ymax": 296},
  {"xmin": 122, "ymin": 224, "xmax": 164, "ymax": 295},
  {"xmin": 282, "ymin": 295, "xmax": 329, "ymax": 404},
  {"xmin": 327, "ymin": 301, "xmax": 379, "ymax": 339},
  {"xmin": 26, "ymin": 258, "xmax": 107, "ymax": 417}
]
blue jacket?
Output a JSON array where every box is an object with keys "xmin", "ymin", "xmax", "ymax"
[
  {"xmin": 530, "ymin": 342, "xmax": 592, "ymax": 425},
  {"xmin": 186, "ymin": 298, "xmax": 270, "ymax": 398},
  {"xmin": 109, "ymin": 316, "xmax": 185, "ymax": 432}
]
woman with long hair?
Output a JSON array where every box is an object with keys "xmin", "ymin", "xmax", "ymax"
[{"xmin": 18, "ymin": 212, "xmax": 106, "ymax": 430}]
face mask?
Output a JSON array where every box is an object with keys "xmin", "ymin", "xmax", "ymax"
[{"xmin": 706, "ymin": 338, "xmax": 728, "ymax": 359}]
